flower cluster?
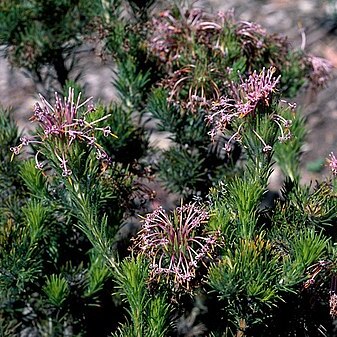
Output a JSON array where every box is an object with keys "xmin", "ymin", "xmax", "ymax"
[
  {"xmin": 206, "ymin": 67, "xmax": 280, "ymax": 130},
  {"xmin": 235, "ymin": 20, "xmax": 288, "ymax": 60},
  {"xmin": 327, "ymin": 152, "xmax": 337, "ymax": 175},
  {"xmin": 235, "ymin": 21, "xmax": 268, "ymax": 50},
  {"xmin": 205, "ymin": 96, "xmax": 236, "ymax": 141},
  {"xmin": 148, "ymin": 9, "xmax": 202, "ymax": 64},
  {"xmin": 164, "ymin": 62, "xmax": 221, "ymax": 111},
  {"xmin": 10, "ymin": 88, "xmax": 115, "ymax": 176},
  {"xmin": 148, "ymin": 8, "xmax": 222, "ymax": 68},
  {"xmin": 132, "ymin": 203, "xmax": 218, "ymax": 289},
  {"xmin": 206, "ymin": 67, "xmax": 291, "ymax": 153},
  {"xmin": 234, "ymin": 67, "xmax": 281, "ymax": 116},
  {"xmin": 148, "ymin": 8, "xmax": 286, "ymax": 69},
  {"xmin": 307, "ymin": 55, "xmax": 333, "ymax": 89}
]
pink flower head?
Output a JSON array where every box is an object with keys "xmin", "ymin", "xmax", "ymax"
[
  {"xmin": 11, "ymin": 88, "xmax": 116, "ymax": 176},
  {"xmin": 133, "ymin": 203, "xmax": 218, "ymax": 289},
  {"xmin": 328, "ymin": 152, "xmax": 337, "ymax": 175},
  {"xmin": 205, "ymin": 67, "xmax": 292, "ymax": 153},
  {"xmin": 236, "ymin": 20, "xmax": 267, "ymax": 49},
  {"xmin": 148, "ymin": 8, "xmax": 222, "ymax": 67},
  {"xmin": 33, "ymin": 87, "xmax": 95, "ymax": 138},
  {"xmin": 235, "ymin": 66, "xmax": 280, "ymax": 117},
  {"xmin": 208, "ymin": 67, "xmax": 280, "ymax": 127},
  {"xmin": 307, "ymin": 55, "xmax": 333, "ymax": 89}
]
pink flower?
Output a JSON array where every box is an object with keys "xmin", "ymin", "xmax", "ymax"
[
  {"xmin": 307, "ymin": 55, "xmax": 333, "ymax": 89},
  {"xmin": 206, "ymin": 67, "xmax": 286, "ymax": 152},
  {"xmin": 236, "ymin": 21, "xmax": 267, "ymax": 49},
  {"xmin": 11, "ymin": 88, "xmax": 116, "ymax": 176},
  {"xmin": 132, "ymin": 203, "xmax": 218, "ymax": 289},
  {"xmin": 148, "ymin": 8, "xmax": 223, "ymax": 67},
  {"xmin": 234, "ymin": 67, "xmax": 280, "ymax": 117},
  {"xmin": 328, "ymin": 152, "xmax": 337, "ymax": 175}
]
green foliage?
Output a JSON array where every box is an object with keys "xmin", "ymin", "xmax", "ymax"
[
  {"xmin": 0, "ymin": 199, "xmax": 47, "ymax": 296},
  {"xmin": 0, "ymin": 109, "xmax": 19, "ymax": 161},
  {"xmin": 281, "ymin": 228, "xmax": 329, "ymax": 287},
  {"xmin": 206, "ymin": 177, "xmax": 333, "ymax": 334},
  {"xmin": 112, "ymin": 256, "xmax": 171, "ymax": 337},
  {"xmin": 84, "ymin": 252, "xmax": 112, "ymax": 297},
  {"xmin": 222, "ymin": 176, "xmax": 266, "ymax": 238},
  {"xmin": 280, "ymin": 51, "xmax": 307, "ymax": 98},
  {"xmin": 0, "ymin": 108, "xmax": 23, "ymax": 203},
  {"xmin": 207, "ymin": 235, "xmax": 285, "ymax": 320},
  {"xmin": 114, "ymin": 57, "xmax": 152, "ymax": 110},
  {"xmin": 0, "ymin": 0, "xmax": 105, "ymax": 93},
  {"xmin": 43, "ymin": 274, "xmax": 70, "ymax": 307},
  {"xmin": 273, "ymin": 181, "xmax": 337, "ymax": 231},
  {"xmin": 274, "ymin": 106, "xmax": 307, "ymax": 182},
  {"xmin": 20, "ymin": 159, "xmax": 48, "ymax": 199},
  {"xmin": 148, "ymin": 88, "xmax": 209, "ymax": 145},
  {"xmin": 158, "ymin": 146, "xmax": 206, "ymax": 197},
  {"xmin": 93, "ymin": 103, "xmax": 149, "ymax": 163}
]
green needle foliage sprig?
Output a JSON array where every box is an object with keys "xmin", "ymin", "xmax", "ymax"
[{"xmin": 112, "ymin": 255, "xmax": 171, "ymax": 337}]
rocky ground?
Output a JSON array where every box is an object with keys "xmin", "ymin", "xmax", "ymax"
[{"xmin": 1, "ymin": 0, "xmax": 337, "ymax": 187}]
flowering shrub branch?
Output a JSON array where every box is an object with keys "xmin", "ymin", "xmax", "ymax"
[
  {"xmin": 2, "ymin": 1, "xmax": 337, "ymax": 337},
  {"xmin": 11, "ymin": 88, "xmax": 117, "ymax": 176}
]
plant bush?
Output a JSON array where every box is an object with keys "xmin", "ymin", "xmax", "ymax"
[{"xmin": 1, "ymin": 1, "xmax": 337, "ymax": 336}]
